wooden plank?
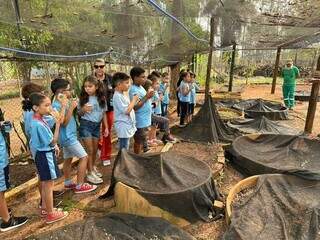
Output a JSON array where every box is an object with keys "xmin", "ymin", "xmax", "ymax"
[{"xmin": 112, "ymin": 182, "xmax": 190, "ymax": 227}]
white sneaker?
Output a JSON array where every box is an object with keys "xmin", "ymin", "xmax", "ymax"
[
  {"xmin": 102, "ymin": 160, "xmax": 111, "ymax": 166},
  {"xmin": 86, "ymin": 173, "xmax": 103, "ymax": 184},
  {"xmin": 93, "ymin": 166, "xmax": 103, "ymax": 178}
]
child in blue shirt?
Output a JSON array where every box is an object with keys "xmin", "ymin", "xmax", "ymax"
[
  {"xmin": 129, "ymin": 67, "xmax": 154, "ymax": 154},
  {"xmin": 0, "ymin": 122, "xmax": 28, "ymax": 232},
  {"xmin": 51, "ymin": 78, "xmax": 96, "ymax": 194},
  {"xmin": 189, "ymin": 72, "xmax": 200, "ymax": 121},
  {"xmin": 21, "ymin": 83, "xmax": 64, "ymax": 208},
  {"xmin": 78, "ymin": 75, "xmax": 108, "ymax": 185},
  {"xmin": 178, "ymin": 71, "xmax": 192, "ymax": 127},
  {"xmin": 112, "ymin": 72, "xmax": 138, "ymax": 150},
  {"xmin": 27, "ymin": 92, "xmax": 68, "ymax": 224},
  {"xmin": 159, "ymin": 72, "xmax": 170, "ymax": 117}
]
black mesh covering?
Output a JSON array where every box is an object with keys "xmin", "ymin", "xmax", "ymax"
[
  {"xmin": 29, "ymin": 213, "xmax": 195, "ymax": 240},
  {"xmin": 295, "ymin": 90, "xmax": 320, "ymax": 102},
  {"xmin": 226, "ymin": 134, "xmax": 320, "ymax": 180},
  {"xmin": 227, "ymin": 116, "xmax": 300, "ymax": 135},
  {"xmin": 105, "ymin": 149, "xmax": 222, "ymax": 223},
  {"xmin": 224, "ymin": 174, "xmax": 320, "ymax": 240},
  {"xmin": 171, "ymin": 97, "xmax": 240, "ymax": 143},
  {"xmin": 232, "ymin": 99, "xmax": 288, "ymax": 120}
]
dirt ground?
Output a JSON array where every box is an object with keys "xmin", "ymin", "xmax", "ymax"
[{"xmin": 1, "ymin": 83, "xmax": 318, "ymax": 239}]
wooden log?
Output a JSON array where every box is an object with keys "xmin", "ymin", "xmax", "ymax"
[{"xmin": 271, "ymin": 47, "xmax": 281, "ymax": 94}]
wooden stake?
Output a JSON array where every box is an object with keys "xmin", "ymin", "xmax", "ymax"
[
  {"xmin": 205, "ymin": 17, "xmax": 215, "ymax": 100},
  {"xmin": 271, "ymin": 47, "xmax": 282, "ymax": 94},
  {"xmin": 228, "ymin": 43, "xmax": 237, "ymax": 92},
  {"xmin": 304, "ymin": 67, "xmax": 320, "ymax": 133}
]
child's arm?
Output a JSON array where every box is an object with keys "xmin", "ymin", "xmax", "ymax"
[
  {"xmin": 62, "ymin": 99, "xmax": 78, "ymax": 127},
  {"xmin": 182, "ymin": 85, "xmax": 191, "ymax": 96},
  {"xmin": 103, "ymin": 113, "xmax": 109, "ymax": 137},
  {"xmin": 134, "ymin": 88, "xmax": 154, "ymax": 110},
  {"xmin": 126, "ymin": 95, "xmax": 139, "ymax": 115},
  {"xmin": 50, "ymin": 110, "xmax": 61, "ymax": 145}
]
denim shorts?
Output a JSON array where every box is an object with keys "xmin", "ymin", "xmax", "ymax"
[
  {"xmin": 62, "ymin": 141, "xmax": 87, "ymax": 159},
  {"xmin": 0, "ymin": 165, "xmax": 10, "ymax": 192},
  {"xmin": 79, "ymin": 119, "xmax": 101, "ymax": 139}
]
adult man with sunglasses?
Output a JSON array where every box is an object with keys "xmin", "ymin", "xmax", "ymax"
[{"xmin": 93, "ymin": 59, "xmax": 114, "ymax": 166}]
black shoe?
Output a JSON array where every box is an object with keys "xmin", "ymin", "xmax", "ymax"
[{"xmin": 0, "ymin": 216, "xmax": 28, "ymax": 232}]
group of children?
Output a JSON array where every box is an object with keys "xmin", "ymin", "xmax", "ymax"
[
  {"xmin": 177, "ymin": 70, "xmax": 199, "ymax": 127},
  {"xmin": 0, "ymin": 60, "xmax": 179, "ymax": 231}
]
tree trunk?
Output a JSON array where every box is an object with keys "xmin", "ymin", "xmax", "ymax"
[
  {"xmin": 317, "ymin": 55, "xmax": 320, "ymax": 71},
  {"xmin": 205, "ymin": 17, "xmax": 215, "ymax": 100},
  {"xmin": 170, "ymin": 63, "xmax": 180, "ymax": 100}
]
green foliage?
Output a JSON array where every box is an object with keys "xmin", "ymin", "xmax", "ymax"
[{"xmin": 0, "ymin": 90, "xmax": 20, "ymax": 100}]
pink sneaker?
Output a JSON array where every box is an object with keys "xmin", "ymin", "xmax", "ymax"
[
  {"xmin": 74, "ymin": 183, "xmax": 97, "ymax": 194},
  {"xmin": 41, "ymin": 208, "xmax": 62, "ymax": 218},
  {"xmin": 45, "ymin": 209, "xmax": 68, "ymax": 224}
]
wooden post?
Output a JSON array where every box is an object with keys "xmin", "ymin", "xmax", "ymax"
[
  {"xmin": 304, "ymin": 69, "xmax": 320, "ymax": 134},
  {"xmin": 205, "ymin": 17, "xmax": 215, "ymax": 100},
  {"xmin": 228, "ymin": 43, "xmax": 237, "ymax": 92},
  {"xmin": 271, "ymin": 47, "xmax": 281, "ymax": 94},
  {"xmin": 170, "ymin": 63, "xmax": 180, "ymax": 100}
]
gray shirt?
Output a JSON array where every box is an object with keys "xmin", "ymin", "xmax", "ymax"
[{"xmin": 113, "ymin": 91, "xmax": 136, "ymax": 138}]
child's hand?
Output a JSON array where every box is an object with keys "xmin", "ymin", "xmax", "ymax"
[
  {"xmin": 103, "ymin": 127, "xmax": 109, "ymax": 137},
  {"xmin": 83, "ymin": 103, "xmax": 93, "ymax": 113},
  {"xmin": 70, "ymin": 99, "xmax": 78, "ymax": 110},
  {"xmin": 146, "ymin": 88, "xmax": 155, "ymax": 99},
  {"xmin": 133, "ymin": 95, "xmax": 140, "ymax": 103},
  {"xmin": 57, "ymin": 94, "xmax": 68, "ymax": 107},
  {"xmin": 54, "ymin": 145, "xmax": 60, "ymax": 157},
  {"xmin": 50, "ymin": 110, "xmax": 61, "ymax": 123}
]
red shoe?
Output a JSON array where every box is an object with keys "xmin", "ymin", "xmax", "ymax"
[
  {"xmin": 74, "ymin": 183, "xmax": 97, "ymax": 194},
  {"xmin": 40, "ymin": 208, "xmax": 62, "ymax": 218},
  {"xmin": 45, "ymin": 209, "xmax": 68, "ymax": 224},
  {"xmin": 64, "ymin": 183, "xmax": 77, "ymax": 189}
]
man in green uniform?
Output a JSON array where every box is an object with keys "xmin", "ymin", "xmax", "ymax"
[{"xmin": 281, "ymin": 59, "xmax": 299, "ymax": 110}]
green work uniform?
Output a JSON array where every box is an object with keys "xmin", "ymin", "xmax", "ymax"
[{"xmin": 282, "ymin": 66, "xmax": 299, "ymax": 108}]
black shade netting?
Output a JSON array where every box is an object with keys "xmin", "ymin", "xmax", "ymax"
[
  {"xmin": 29, "ymin": 213, "xmax": 195, "ymax": 240},
  {"xmin": 224, "ymin": 174, "xmax": 320, "ymax": 240},
  {"xmin": 226, "ymin": 134, "xmax": 320, "ymax": 180},
  {"xmin": 105, "ymin": 149, "xmax": 223, "ymax": 223},
  {"xmin": 232, "ymin": 99, "xmax": 288, "ymax": 120},
  {"xmin": 227, "ymin": 116, "xmax": 301, "ymax": 135},
  {"xmin": 295, "ymin": 90, "xmax": 320, "ymax": 102},
  {"xmin": 171, "ymin": 97, "xmax": 240, "ymax": 143}
]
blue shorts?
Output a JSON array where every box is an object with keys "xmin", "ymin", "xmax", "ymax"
[
  {"xmin": 0, "ymin": 165, "xmax": 10, "ymax": 192},
  {"xmin": 62, "ymin": 141, "xmax": 87, "ymax": 159},
  {"xmin": 35, "ymin": 150, "xmax": 61, "ymax": 181},
  {"xmin": 79, "ymin": 119, "xmax": 101, "ymax": 139}
]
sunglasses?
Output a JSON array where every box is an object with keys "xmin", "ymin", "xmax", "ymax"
[{"xmin": 94, "ymin": 65, "xmax": 105, "ymax": 69}]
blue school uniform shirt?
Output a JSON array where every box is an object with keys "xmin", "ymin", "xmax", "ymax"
[
  {"xmin": 129, "ymin": 85, "xmax": 152, "ymax": 129},
  {"xmin": 113, "ymin": 91, "xmax": 136, "ymax": 138},
  {"xmin": 52, "ymin": 100, "xmax": 78, "ymax": 147},
  {"xmin": 190, "ymin": 82, "xmax": 200, "ymax": 104},
  {"xmin": 29, "ymin": 116, "xmax": 54, "ymax": 159},
  {"xmin": 79, "ymin": 96, "xmax": 107, "ymax": 123},
  {"xmin": 179, "ymin": 81, "xmax": 191, "ymax": 103},
  {"xmin": 159, "ymin": 83, "xmax": 169, "ymax": 105},
  {"xmin": 152, "ymin": 91, "xmax": 162, "ymax": 115},
  {"xmin": 23, "ymin": 110, "xmax": 55, "ymax": 139},
  {"xmin": 0, "ymin": 132, "xmax": 8, "ymax": 168}
]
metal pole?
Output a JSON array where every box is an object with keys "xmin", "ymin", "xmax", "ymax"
[
  {"xmin": 271, "ymin": 47, "xmax": 281, "ymax": 94},
  {"xmin": 228, "ymin": 43, "xmax": 236, "ymax": 92},
  {"xmin": 205, "ymin": 17, "xmax": 214, "ymax": 100}
]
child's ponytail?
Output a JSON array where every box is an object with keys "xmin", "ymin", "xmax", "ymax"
[{"xmin": 22, "ymin": 99, "xmax": 33, "ymax": 111}]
